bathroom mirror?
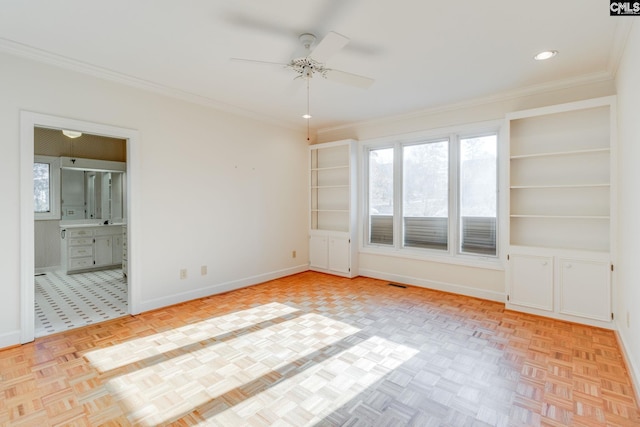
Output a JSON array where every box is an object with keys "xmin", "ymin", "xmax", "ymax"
[{"xmin": 60, "ymin": 157, "xmax": 126, "ymax": 221}]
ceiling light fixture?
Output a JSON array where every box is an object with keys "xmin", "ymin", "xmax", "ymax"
[
  {"xmin": 62, "ymin": 130, "xmax": 82, "ymax": 139},
  {"xmin": 534, "ymin": 50, "xmax": 558, "ymax": 61}
]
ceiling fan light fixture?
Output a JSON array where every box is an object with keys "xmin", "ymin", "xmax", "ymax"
[
  {"xmin": 62, "ymin": 130, "xmax": 83, "ymax": 139},
  {"xmin": 534, "ymin": 50, "xmax": 558, "ymax": 61}
]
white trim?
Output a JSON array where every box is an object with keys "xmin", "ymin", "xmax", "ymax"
[
  {"xmin": 506, "ymin": 301, "xmax": 614, "ymax": 330},
  {"xmin": 319, "ymin": 72, "xmax": 614, "ymax": 135},
  {"xmin": 60, "ymin": 157, "xmax": 126, "ymax": 172},
  {"xmin": 359, "ymin": 268, "xmax": 504, "ymax": 303},
  {"xmin": 359, "ymin": 120, "xmax": 503, "ymax": 269},
  {"xmin": 505, "ymin": 95, "xmax": 616, "ymax": 121},
  {"xmin": 137, "ymin": 265, "xmax": 309, "ymax": 314},
  {"xmin": 20, "ymin": 111, "xmax": 141, "ymax": 345},
  {"xmin": 34, "ymin": 266, "xmax": 60, "ymax": 275},
  {"xmin": 359, "ymin": 119, "xmax": 503, "ymax": 147},
  {"xmin": 359, "ymin": 246, "xmax": 504, "ymax": 271},
  {"xmin": 0, "ymin": 330, "xmax": 22, "ymax": 350},
  {"xmin": 616, "ymin": 327, "xmax": 640, "ymax": 403},
  {"xmin": 0, "ymin": 38, "xmax": 299, "ymax": 132},
  {"xmin": 608, "ymin": 19, "xmax": 635, "ymax": 76}
]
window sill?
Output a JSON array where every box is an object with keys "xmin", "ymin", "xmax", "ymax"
[{"xmin": 359, "ymin": 245, "xmax": 505, "ymax": 271}]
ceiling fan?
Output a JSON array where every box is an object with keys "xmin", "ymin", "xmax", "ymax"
[{"xmin": 231, "ymin": 31, "xmax": 375, "ymax": 89}]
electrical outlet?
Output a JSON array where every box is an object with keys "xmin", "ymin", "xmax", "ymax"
[
  {"xmin": 292, "ymin": 250, "xmax": 297, "ymax": 259},
  {"xmin": 201, "ymin": 265, "xmax": 207, "ymax": 276},
  {"xmin": 180, "ymin": 269, "xmax": 187, "ymax": 280}
]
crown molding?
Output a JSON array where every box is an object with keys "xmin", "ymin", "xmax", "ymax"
[
  {"xmin": 0, "ymin": 37, "xmax": 301, "ymax": 132},
  {"xmin": 0, "ymin": 36, "xmax": 619, "ymax": 139},
  {"xmin": 318, "ymin": 70, "xmax": 615, "ymax": 135},
  {"xmin": 608, "ymin": 20, "xmax": 635, "ymax": 76}
]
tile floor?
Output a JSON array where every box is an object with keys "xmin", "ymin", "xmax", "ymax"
[{"xmin": 34, "ymin": 268, "xmax": 128, "ymax": 337}]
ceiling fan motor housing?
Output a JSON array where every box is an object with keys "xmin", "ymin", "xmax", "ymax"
[{"xmin": 298, "ymin": 33, "xmax": 317, "ymax": 50}]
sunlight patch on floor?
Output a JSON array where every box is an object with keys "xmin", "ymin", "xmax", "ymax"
[
  {"xmin": 92, "ymin": 306, "xmax": 363, "ymax": 425},
  {"xmin": 201, "ymin": 335, "xmax": 419, "ymax": 426},
  {"xmin": 85, "ymin": 302, "xmax": 300, "ymax": 372}
]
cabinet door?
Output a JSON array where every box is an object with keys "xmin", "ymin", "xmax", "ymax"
[
  {"xmin": 559, "ymin": 258, "xmax": 610, "ymax": 321},
  {"xmin": 309, "ymin": 234, "xmax": 328, "ymax": 269},
  {"xmin": 328, "ymin": 235, "xmax": 350, "ymax": 274},
  {"xmin": 112, "ymin": 235, "xmax": 123, "ymax": 264},
  {"xmin": 94, "ymin": 236, "xmax": 113, "ymax": 267},
  {"xmin": 508, "ymin": 254, "xmax": 553, "ymax": 311}
]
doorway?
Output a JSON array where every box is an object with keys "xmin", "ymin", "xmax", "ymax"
[
  {"xmin": 20, "ymin": 112, "xmax": 140, "ymax": 343},
  {"xmin": 34, "ymin": 127, "xmax": 128, "ymax": 337}
]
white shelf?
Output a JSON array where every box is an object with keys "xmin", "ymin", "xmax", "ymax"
[
  {"xmin": 510, "ymin": 215, "xmax": 609, "ymax": 220},
  {"xmin": 510, "ymin": 183, "xmax": 609, "ymax": 189},
  {"xmin": 510, "ymin": 147, "xmax": 609, "ymax": 160},
  {"xmin": 507, "ymin": 97, "xmax": 613, "ymax": 253},
  {"xmin": 311, "ymin": 165, "xmax": 349, "ymax": 171},
  {"xmin": 506, "ymin": 96, "xmax": 615, "ymax": 329},
  {"xmin": 309, "ymin": 139, "xmax": 358, "ymax": 277}
]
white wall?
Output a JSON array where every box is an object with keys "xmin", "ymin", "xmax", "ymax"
[
  {"xmin": 318, "ymin": 80, "xmax": 616, "ymax": 302},
  {"xmin": 0, "ymin": 52, "xmax": 309, "ymax": 347},
  {"xmin": 614, "ymin": 22, "xmax": 640, "ymax": 393}
]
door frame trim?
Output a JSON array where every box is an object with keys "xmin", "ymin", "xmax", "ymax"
[{"xmin": 20, "ymin": 111, "xmax": 141, "ymax": 343}]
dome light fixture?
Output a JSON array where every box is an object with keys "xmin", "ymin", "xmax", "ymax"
[
  {"xmin": 62, "ymin": 130, "xmax": 82, "ymax": 139},
  {"xmin": 534, "ymin": 50, "xmax": 558, "ymax": 61}
]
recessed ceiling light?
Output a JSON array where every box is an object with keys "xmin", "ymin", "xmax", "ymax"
[
  {"xmin": 302, "ymin": 114, "xmax": 312, "ymax": 119},
  {"xmin": 534, "ymin": 50, "xmax": 558, "ymax": 61}
]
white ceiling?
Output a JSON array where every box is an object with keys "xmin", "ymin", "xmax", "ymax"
[{"xmin": 0, "ymin": 1, "xmax": 627, "ymax": 132}]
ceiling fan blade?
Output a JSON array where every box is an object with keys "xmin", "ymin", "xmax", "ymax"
[
  {"xmin": 325, "ymin": 69, "xmax": 375, "ymax": 89},
  {"xmin": 309, "ymin": 31, "xmax": 349, "ymax": 63},
  {"xmin": 230, "ymin": 58, "xmax": 289, "ymax": 67}
]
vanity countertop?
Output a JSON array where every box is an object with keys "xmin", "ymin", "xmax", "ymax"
[{"xmin": 60, "ymin": 222, "xmax": 125, "ymax": 229}]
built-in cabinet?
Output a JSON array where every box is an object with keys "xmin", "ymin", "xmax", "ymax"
[
  {"xmin": 505, "ymin": 97, "xmax": 615, "ymax": 327},
  {"xmin": 309, "ymin": 140, "xmax": 358, "ymax": 277},
  {"xmin": 61, "ymin": 225, "xmax": 124, "ymax": 274}
]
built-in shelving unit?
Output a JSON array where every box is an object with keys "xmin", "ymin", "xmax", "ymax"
[
  {"xmin": 505, "ymin": 96, "xmax": 616, "ymax": 328},
  {"xmin": 309, "ymin": 139, "xmax": 358, "ymax": 277}
]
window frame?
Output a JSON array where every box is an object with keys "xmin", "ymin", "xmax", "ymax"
[
  {"xmin": 457, "ymin": 131, "xmax": 499, "ymax": 257},
  {"xmin": 360, "ymin": 121, "xmax": 503, "ymax": 269},
  {"xmin": 34, "ymin": 155, "xmax": 61, "ymax": 220}
]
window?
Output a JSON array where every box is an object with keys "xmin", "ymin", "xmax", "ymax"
[
  {"xmin": 34, "ymin": 155, "xmax": 60, "ymax": 220},
  {"xmin": 33, "ymin": 162, "xmax": 50, "ymax": 213},
  {"xmin": 365, "ymin": 129, "xmax": 498, "ymax": 262},
  {"xmin": 403, "ymin": 140, "xmax": 449, "ymax": 250},
  {"xmin": 459, "ymin": 135, "xmax": 497, "ymax": 256},
  {"xmin": 368, "ymin": 147, "xmax": 394, "ymax": 245}
]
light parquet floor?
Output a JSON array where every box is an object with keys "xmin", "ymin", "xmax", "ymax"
[{"xmin": 0, "ymin": 272, "xmax": 638, "ymax": 426}]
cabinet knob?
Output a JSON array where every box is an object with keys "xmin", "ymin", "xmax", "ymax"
[
  {"xmin": 542, "ymin": 261, "xmax": 548, "ymax": 266},
  {"xmin": 565, "ymin": 264, "xmax": 572, "ymax": 269}
]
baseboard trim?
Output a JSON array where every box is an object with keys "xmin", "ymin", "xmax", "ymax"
[
  {"xmin": 35, "ymin": 266, "xmax": 60, "ymax": 275},
  {"xmin": 359, "ymin": 268, "xmax": 504, "ymax": 303},
  {"xmin": 615, "ymin": 326, "xmax": 640, "ymax": 403},
  {"xmin": 0, "ymin": 330, "xmax": 22, "ymax": 350},
  {"xmin": 138, "ymin": 265, "xmax": 309, "ymax": 314}
]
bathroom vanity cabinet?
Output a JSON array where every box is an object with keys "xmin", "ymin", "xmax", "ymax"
[{"xmin": 60, "ymin": 224, "xmax": 123, "ymax": 274}]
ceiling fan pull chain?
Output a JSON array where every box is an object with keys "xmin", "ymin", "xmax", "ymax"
[{"xmin": 306, "ymin": 77, "xmax": 311, "ymax": 141}]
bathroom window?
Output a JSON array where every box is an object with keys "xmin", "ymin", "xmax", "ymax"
[{"xmin": 34, "ymin": 155, "xmax": 60, "ymax": 220}]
